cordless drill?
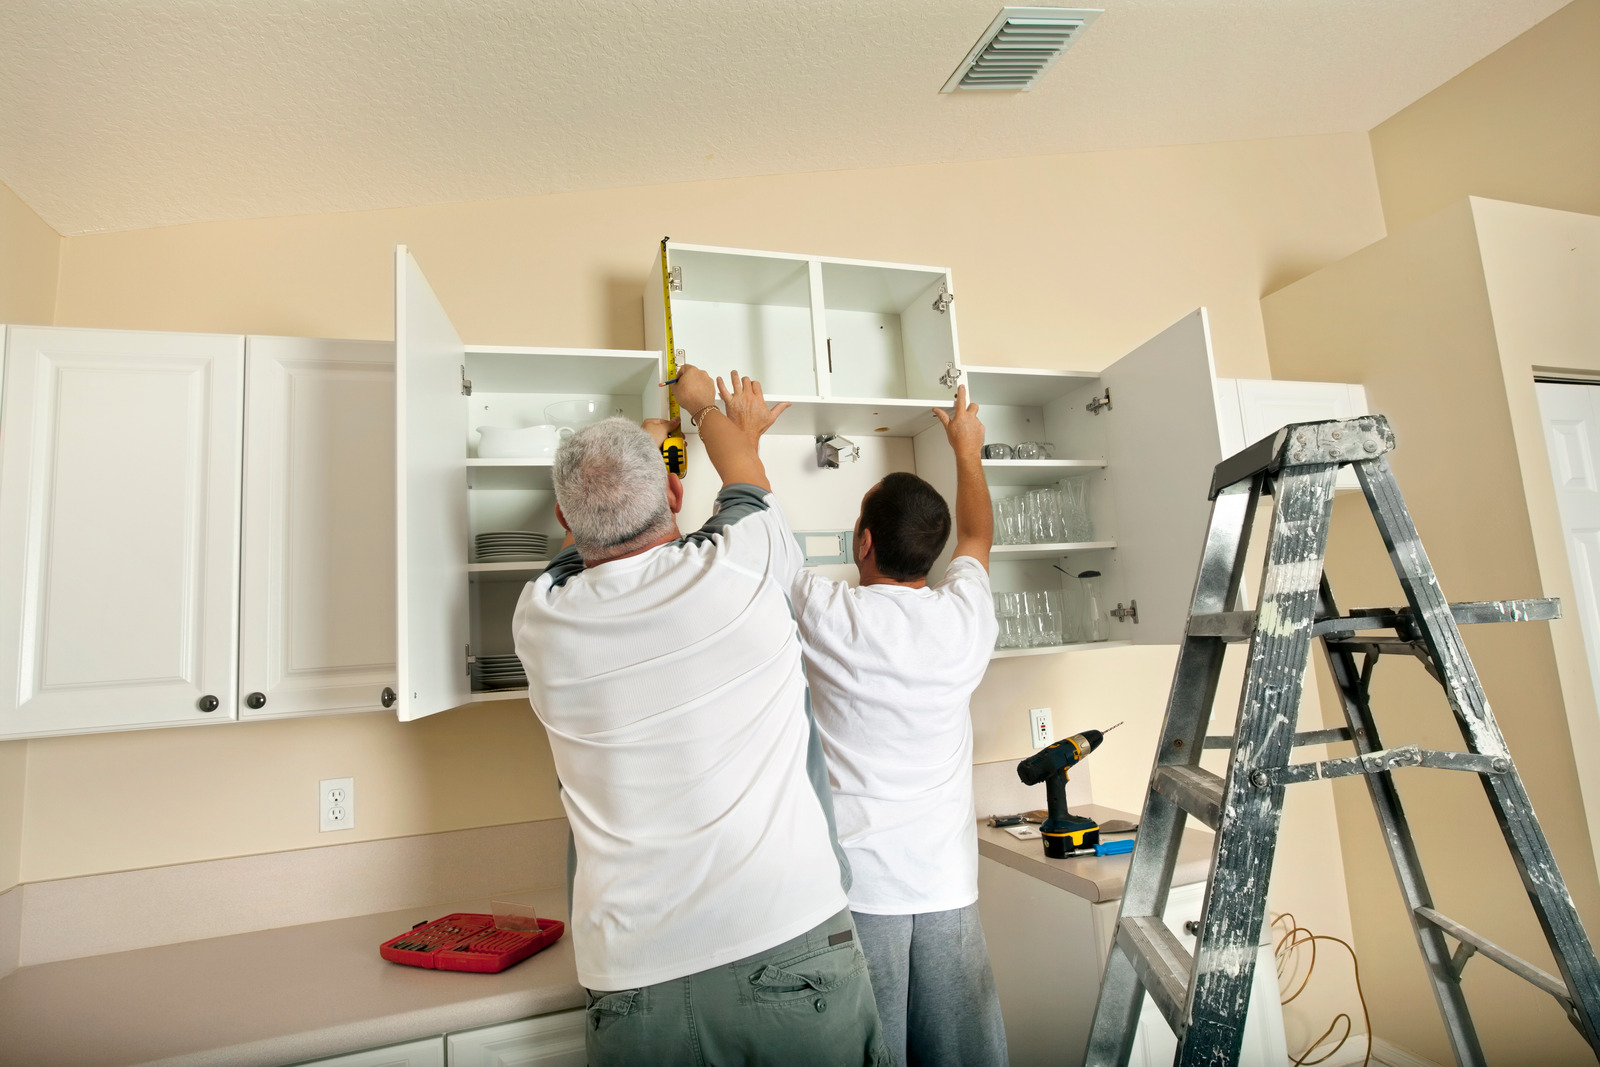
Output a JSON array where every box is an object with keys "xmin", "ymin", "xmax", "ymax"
[{"xmin": 1016, "ymin": 723, "xmax": 1121, "ymax": 858}]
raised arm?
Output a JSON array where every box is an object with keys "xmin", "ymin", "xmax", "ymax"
[
  {"xmin": 671, "ymin": 365, "xmax": 790, "ymax": 491},
  {"xmin": 933, "ymin": 385, "xmax": 992, "ymax": 570}
]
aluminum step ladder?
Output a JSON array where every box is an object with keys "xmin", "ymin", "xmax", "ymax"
[{"xmin": 1084, "ymin": 415, "xmax": 1600, "ymax": 1066}]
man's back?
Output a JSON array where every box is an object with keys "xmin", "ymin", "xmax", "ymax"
[
  {"xmin": 791, "ymin": 556, "xmax": 997, "ymax": 914},
  {"xmin": 515, "ymin": 486, "xmax": 847, "ymax": 990}
]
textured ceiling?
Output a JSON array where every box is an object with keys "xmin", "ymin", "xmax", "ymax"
[{"xmin": 0, "ymin": 0, "xmax": 1570, "ymax": 235}]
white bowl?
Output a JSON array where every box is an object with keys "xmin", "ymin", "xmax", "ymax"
[{"xmin": 477, "ymin": 424, "xmax": 573, "ymax": 459}]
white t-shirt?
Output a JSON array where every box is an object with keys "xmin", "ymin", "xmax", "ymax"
[
  {"xmin": 513, "ymin": 485, "xmax": 849, "ymax": 990},
  {"xmin": 790, "ymin": 555, "xmax": 998, "ymax": 915}
]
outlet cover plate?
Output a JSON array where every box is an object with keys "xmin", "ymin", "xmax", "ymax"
[
  {"xmin": 1030, "ymin": 708, "xmax": 1053, "ymax": 749},
  {"xmin": 320, "ymin": 777, "xmax": 355, "ymax": 832}
]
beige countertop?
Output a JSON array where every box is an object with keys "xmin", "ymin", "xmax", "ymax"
[
  {"xmin": 976, "ymin": 803, "xmax": 1215, "ymax": 903},
  {"xmin": 0, "ymin": 886, "xmax": 581, "ymax": 1067},
  {"xmin": 0, "ymin": 808, "xmax": 1211, "ymax": 1065}
]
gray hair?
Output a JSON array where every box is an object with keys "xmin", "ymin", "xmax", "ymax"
[{"xmin": 552, "ymin": 417, "xmax": 674, "ymax": 560}]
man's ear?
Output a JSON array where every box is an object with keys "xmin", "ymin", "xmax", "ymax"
[
  {"xmin": 666, "ymin": 472, "xmax": 685, "ymax": 515},
  {"xmin": 855, "ymin": 525, "xmax": 873, "ymax": 564},
  {"xmin": 555, "ymin": 504, "xmax": 572, "ymax": 532}
]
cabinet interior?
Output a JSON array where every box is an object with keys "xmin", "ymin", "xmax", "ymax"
[
  {"xmin": 670, "ymin": 248, "xmax": 818, "ymax": 396},
  {"xmin": 819, "ymin": 260, "xmax": 951, "ymax": 401}
]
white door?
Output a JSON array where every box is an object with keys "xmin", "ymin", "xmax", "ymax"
[
  {"xmin": 0, "ymin": 326, "xmax": 244, "ymax": 737},
  {"xmin": 447, "ymin": 1010, "xmax": 588, "ymax": 1067},
  {"xmin": 1536, "ymin": 381, "xmax": 1600, "ymax": 728},
  {"xmin": 1098, "ymin": 310, "xmax": 1226, "ymax": 645},
  {"xmin": 239, "ymin": 336, "xmax": 398, "ymax": 719},
  {"xmin": 394, "ymin": 247, "xmax": 472, "ymax": 720}
]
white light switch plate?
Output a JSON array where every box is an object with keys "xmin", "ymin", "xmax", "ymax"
[
  {"xmin": 320, "ymin": 777, "xmax": 355, "ymax": 832},
  {"xmin": 1030, "ymin": 708, "xmax": 1053, "ymax": 749}
]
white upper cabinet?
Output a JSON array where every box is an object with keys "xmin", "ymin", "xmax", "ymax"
[
  {"xmin": 394, "ymin": 247, "xmax": 473, "ymax": 720},
  {"xmin": 0, "ymin": 326, "xmax": 245, "ymax": 737},
  {"xmin": 395, "ymin": 247, "xmax": 663, "ymax": 708},
  {"xmin": 646, "ymin": 241, "xmax": 959, "ymax": 438},
  {"xmin": 239, "ymin": 336, "xmax": 397, "ymax": 720}
]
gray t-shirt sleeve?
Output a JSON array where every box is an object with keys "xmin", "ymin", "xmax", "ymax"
[
  {"xmin": 543, "ymin": 543, "xmax": 585, "ymax": 588},
  {"xmin": 686, "ymin": 482, "xmax": 804, "ymax": 584}
]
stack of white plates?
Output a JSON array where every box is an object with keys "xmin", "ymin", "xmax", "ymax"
[
  {"xmin": 475, "ymin": 532, "xmax": 550, "ymax": 562},
  {"xmin": 475, "ymin": 654, "xmax": 527, "ymax": 690}
]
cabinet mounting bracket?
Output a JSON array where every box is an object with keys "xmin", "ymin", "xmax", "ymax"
[
  {"xmin": 460, "ymin": 366, "xmax": 472, "ymax": 396},
  {"xmin": 668, "ymin": 265, "xmax": 683, "ymax": 292},
  {"xmin": 1086, "ymin": 388, "xmax": 1111, "ymax": 415}
]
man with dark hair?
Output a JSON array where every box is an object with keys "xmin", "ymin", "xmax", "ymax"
[{"xmin": 788, "ymin": 386, "xmax": 1007, "ymax": 1067}]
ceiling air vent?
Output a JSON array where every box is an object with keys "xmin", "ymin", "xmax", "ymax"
[{"xmin": 941, "ymin": 7, "xmax": 1102, "ymax": 93}]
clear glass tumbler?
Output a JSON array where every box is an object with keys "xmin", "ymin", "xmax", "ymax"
[{"xmin": 1060, "ymin": 476, "xmax": 1094, "ymax": 543}]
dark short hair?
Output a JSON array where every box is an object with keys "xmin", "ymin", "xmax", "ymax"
[{"xmin": 858, "ymin": 472, "xmax": 952, "ymax": 581}]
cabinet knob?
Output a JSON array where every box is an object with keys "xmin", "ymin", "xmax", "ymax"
[
  {"xmin": 1183, "ymin": 920, "xmax": 1201, "ymax": 937},
  {"xmin": 380, "ymin": 687, "xmax": 397, "ymax": 709},
  {"xmin": 245, "ymin": 692, "xmax": 266, "ymax": 709},
  {"xmin": 197, "ymin": 695, "xmax": 219, "ymax": 713}
]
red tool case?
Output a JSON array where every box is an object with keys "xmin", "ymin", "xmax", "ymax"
[{"xmin": 379, "ymin": 912, "xmax": 564, "ymax": 974}]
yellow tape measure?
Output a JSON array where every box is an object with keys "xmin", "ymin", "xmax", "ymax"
[{"xmin": 659, "ymin": 237, "xmax": 687, "ymax": 476}]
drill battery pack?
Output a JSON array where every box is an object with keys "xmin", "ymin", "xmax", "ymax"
[{"xmin": 1041, "ymin": 814, "xmax": 1101, "ymax": 859}]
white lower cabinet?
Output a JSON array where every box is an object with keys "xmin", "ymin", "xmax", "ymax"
[
  {"xmin": 978, "ymin": 856, "xmax": 1286, "ymax": 1067},
  {"xmin": 295, "ymin": 1035, "xmax": 445, "ymax": 1067},
  {"xmin": 447, "ymin": 1009, "xmax": 588, "ymax": 1066}
]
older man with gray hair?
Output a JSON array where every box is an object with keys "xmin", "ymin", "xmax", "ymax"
[{"xmin": 512, "ymin": 365, "xmax": 890, "ymax": 1067}]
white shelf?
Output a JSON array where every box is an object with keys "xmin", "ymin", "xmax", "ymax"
[
  {"xmin": 981, "ymin": 459, "xmax": 1104, "ymax": 486},
  {"xmin": 469, "ymin": 687, "xmax": 529, "ymax": 702},
  {"xmin": 991, "ymin": 541, "xmax": 1116, "ymax": 561},
  {"xmin": 964, "ymin": 365, "xmax": 1099, "ymax": 407},
  {"xmin": 467, "ymin": 458, "xmax": 554, "ymax": 490},
  {"xmin": 469, "ymin": 561, "xmax": 550, "ymax": 582},
  {"xmin": 464, "ymin": 347, "xmax": 661, "ymax": 394},
  {"xmin": 990, "ymin": 640, "xmax": 1132, "ymax": 659}
]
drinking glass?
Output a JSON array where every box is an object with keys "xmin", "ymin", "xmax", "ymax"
[
  {"xmin": 983, "ymin": 443, "xmax": 1014, "ymax": 460},
  {"xmin": 1060, "ymin": 476, "xmax": 1094, "ymax": 543},
  {"xmin": 994, "ymin": 592, "xmax": 1026, "ymax": 649},
  {"xmin": 1026, "ymin": 591, "xmax": 1059, "ymax": 647},
  {"xmin": 1013, "ymin": 441, "xmax": 1056, "ymax": 461}
]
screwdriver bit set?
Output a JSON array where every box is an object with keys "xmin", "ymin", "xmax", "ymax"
[{"xmin": 379, "ymin": 911, "xmax": 565, "ymax": 973}]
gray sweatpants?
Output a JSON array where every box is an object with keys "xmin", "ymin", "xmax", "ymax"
[{"xmin": 852, "ymin": 903, "xmax": 1009, "ymax": 1067}]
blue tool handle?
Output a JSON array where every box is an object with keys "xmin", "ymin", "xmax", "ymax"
[{"xmin": 1094, "ymin": 839, "xmax": 1136, "ymax": 856}]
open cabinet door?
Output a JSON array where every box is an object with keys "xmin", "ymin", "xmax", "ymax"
[
  {"xmin": 395, "ymin": 246, "xmax": 471, "ymax": 720},
  {"xmin": 1099, "ymin": 309, "xmax": 1224, "ymax": 645}
]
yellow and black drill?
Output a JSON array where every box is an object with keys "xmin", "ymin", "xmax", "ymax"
[{"xmin": 1016, "ymin": 723, "xmax": 1122, "ymax": 858}]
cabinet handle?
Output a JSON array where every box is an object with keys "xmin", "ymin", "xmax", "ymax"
[
  {"xmin": 1183, "ymin": 920, "xmax": 1201, "ymax": 937},
  {"xmin": 380, "ymin": 687, "xmax": 397, "ymax": 709},
  {"xmin": 197, "ymin": 695, "xmax": 219, "ymax": 713},
  {"xmin": 245, "ymin": 692, "xmax": 266, "ymax": 709}
]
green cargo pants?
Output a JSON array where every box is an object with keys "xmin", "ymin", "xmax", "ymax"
[{"xmin": 583, "ymin": 907, "xmax": 893, "ymax": 1066}]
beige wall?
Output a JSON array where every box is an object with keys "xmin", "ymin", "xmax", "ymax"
[
  {"xmin": 1368, "ymin": 0, "xmax": 1600, "ymax": 233},
  {"xmin": 1263, "ymin": 198, "xmax": 1600, "ymax": 1065},
  {"xmin": 0, "ymin": 179, "xmax": 60, "ymax": 326}
]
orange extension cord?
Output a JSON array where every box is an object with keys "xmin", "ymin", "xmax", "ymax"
[{"xmin": 1272, "ymin": 912, "xmax": 1373, "ymax": 1067}]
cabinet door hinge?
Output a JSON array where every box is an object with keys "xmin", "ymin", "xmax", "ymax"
[
  {"xmin": 931, "ymin": 283, "xmax": 954, "ymax": 314},
  {"xmin": 668, "ymin": 265, "xmax": 683, "ymax": 292},
  {"xmin": 460, "ymin": 366, "xmax": 473, "ymax": 396},
  {"xmin": 939, "ymin": 362, "xmax": 962, "ymax": 389},
  {"xmin": 1086, "ymin": 388, "xmax": 1111, "ymax": 415},
  {"xmin": 465, "ymin": 645, "xmax": 475, "ymax": 677}
]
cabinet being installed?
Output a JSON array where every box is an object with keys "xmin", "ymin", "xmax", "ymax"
[{"xmin": 0, "ymin": 326, "xmax": 398, "ymax": 739}]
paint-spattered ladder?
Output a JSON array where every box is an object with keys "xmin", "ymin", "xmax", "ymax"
[{"xmin": 1085, "ymin": 415, "xmax": 1600, "ymax": 1066}]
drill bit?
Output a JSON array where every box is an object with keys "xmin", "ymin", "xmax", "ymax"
[{"xmin": 1103, "ymin": 721, "xmax": 1124, "ymax": 735}]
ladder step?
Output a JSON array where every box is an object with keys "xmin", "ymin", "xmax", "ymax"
[
  {"xmin": 1187, "ymin": 611, "xmax": 1255, "ymax": 641},
  {"xmin": 1415, "ymin": 907, "xmax": 1575, "ymax": 1011},
  {"xmin": 1312, "ymin": 598, "xmax": 1560, "ymax": 637},
  {"xmin": 1152, "ymin": 765, "xmax": 1224, "ymax": 830},
  {"xmin": 1117, "ymin": 916, "xmax": 1193, "ymax": 1034}
]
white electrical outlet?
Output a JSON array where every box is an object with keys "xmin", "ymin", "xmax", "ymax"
[
  {"xmin": 319, "ymin": 777, "xmax": 355, "ymax": 832},
  {"xmin": 1030, "ymin": 708, "xmax": 1053, "ymax": 749}
]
